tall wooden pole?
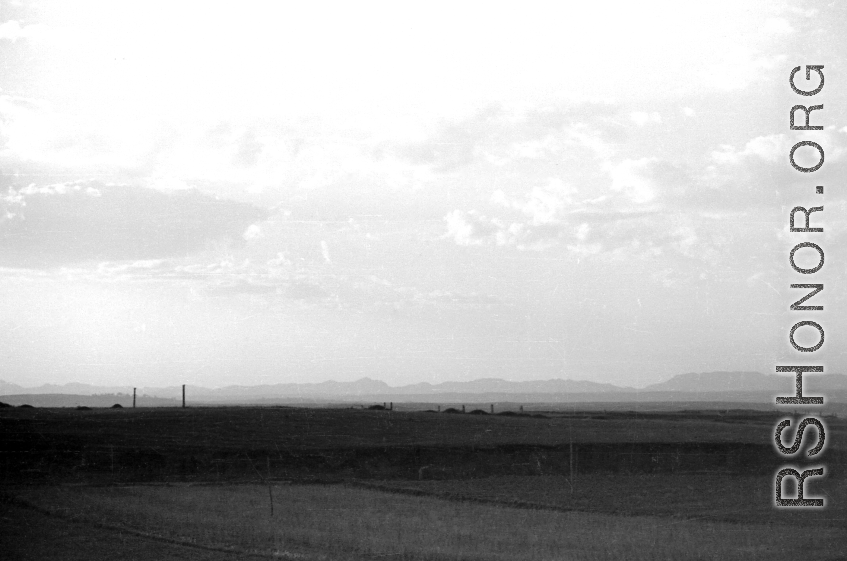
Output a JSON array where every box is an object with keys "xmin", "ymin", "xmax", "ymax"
[
  {"xmin": 182, "ymin": 384, "xmax": 186, "ymax": 408},
  {"xmin": 133, "ymin": 388, "xmax": 136, "ymax": 408}
]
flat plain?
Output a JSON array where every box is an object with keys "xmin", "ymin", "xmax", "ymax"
[{"xmin": 1, "ymin": 405, "xmax": 845, "ymax": 560}]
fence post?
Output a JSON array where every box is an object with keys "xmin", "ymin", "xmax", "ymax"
[
  {"xmin": 182, "ymin": 385, "xmax": 186, "ymax": 408},
  {"xmin": 133, "ymin": 388, "xmax": 136, "ymax": 408},
  {"xmin": 267, "ymin": 457, "xmax": 274, "ymax": 517},
  {"xmin": 569, "ymin": 410, "xmax": 574, "ymax": 493}
]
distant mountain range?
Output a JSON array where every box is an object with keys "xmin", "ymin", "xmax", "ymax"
[
  {"xmin": 645, "ymin": 371, "xmax": 847, "ymax": 393},
  {"xmin": 2, "ymin": 371, "xmax": 846, "ymax": 406}
]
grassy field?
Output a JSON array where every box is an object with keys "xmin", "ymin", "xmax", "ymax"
[
  {"xmin": 0, "ymin": 499, "xmax": 239, "ymax": 561},
  {"xmin": 4, "ymin": 406, "xmax": 843, "ymax": 452},
  {"xmin": 3, "ymin": 405, "xmax": 844, "ymax": 559},
  {"xmin": 11, "ymin": 483, "xmax": 846, "ymax": 561},
  {"xmin": 4, "ymin": 406, "xmax": 844, "ymax": 484},
  {"xmin": 359, "ymin": 473, "xmax": 847, "ymax": 528}
]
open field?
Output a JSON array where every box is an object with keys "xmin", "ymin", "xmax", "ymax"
[
  {"xmin": 2, "ymin": 406, "xmax": 845, "ymax": 484},
  {"xmin": 0, "ymin": 407, "xmax": 816, "ymax": 449},
  {"xmin": 8, "ymin": 483, "xmax": 846, "ymax": 561},
  {"xmin": 2, "ymin": 405, "xmax": 845, "ymax": 559},
  {"xmin": 359, "ymin": 473, "xmax": 847, "ymax": 528},
  {"xmin": 5, "ymin": 405, "xmax": 825, "ymax": 452},
  {"xmin": 0, "ymin": 498, "xmax": 239, "ymax": 561}
]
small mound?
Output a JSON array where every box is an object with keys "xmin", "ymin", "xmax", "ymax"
[
  {"xmin": 18, "ymin": 404, "xmax": 34, "ymax": 408},
  {"xmin": 111, "ymin": 403, "xmax": 123, "ymax": 409},
  {"xmin": 367, "ymin": 404, "xmax": 386, "ymax": 410},
  {"xmin": 442, "ymin": 407, "xmax": 463, "ymax": 414},
  {"xmin": 76, "ymin": 405, "xmax": 92, "ymax": 411},
  {"xmin": 422, "ymin": 409, "xmax": 437, "ymax": 413},
  {"xmin": 468, "ymin": 409, "xmax": 488, "ymax": 415},
  {"xmin": 531, "ymin": 413, "xmax": 548, "ymax": 419}
]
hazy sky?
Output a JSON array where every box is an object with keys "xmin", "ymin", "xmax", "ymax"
[{"xmin": 2, "ymin": 1, "xmax": 846, "ymax": 388}]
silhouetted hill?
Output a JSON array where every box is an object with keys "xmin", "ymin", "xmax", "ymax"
[
  {"xmin": 2, "ymin": 371, "xmax": 846, "ymax": 405},
  {"xmin": 644, "ymin": 371, "xmax": 847, "ymax": 394},
  {"xmin": 644, "ymin": 371, "xmax": 775, "ymax": 392}
]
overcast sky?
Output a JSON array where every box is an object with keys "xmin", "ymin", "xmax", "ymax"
[{"xmin": 1, "ymin": 1, "xmax": 846, "ymax": 388}]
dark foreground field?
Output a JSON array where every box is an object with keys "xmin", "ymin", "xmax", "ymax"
[
  {"xmin": 1, "ymin": 406, "xmax": 845, "ymax": 560},
  {"xmin": 1, "ymin": 497, "xmax": 241, "ymax": 561}
]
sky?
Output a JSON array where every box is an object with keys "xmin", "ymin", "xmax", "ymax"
[{"xmin": 1, "ymin": 1, "xmax": 846, "ymax": 388}]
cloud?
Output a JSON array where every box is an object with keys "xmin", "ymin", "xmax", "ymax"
[
  {"xmin": 630, "ymin": 112, "xmax": 662, "ymax": 126},
  {"xmin": 0, "ymin": 94, "xmax": 154, "ymax": 173},
  {"xmin": 492, "ymin": 178, "xmax": 575, "ymax": 226},
  {"xmin": 699, "ymin": 53, "xmax": 788, "ymax": 92},
  {"xmin": 760, "ymin": 18, "xmax": 794, "ymax": 35},
  {"xmin": 232, "ymin": 130, "xmax": 264, "ymax": 168},
  {"xmin": 443, "ymin": 198, "xmax": 729, "ymax": 262},
  {"xmin": 0, "ymin": 20, "xmax": 48, "ymax": 42},
  {"xmin": 711, "ymin": 134, "xmax": 784, "ymax": 164},
  {"xmin": 398, "ymin": 104, "xmax": 626, "ymax": 173},
  {"xmin": 431, "ymin": 98, "xmax": 804, "ymax": 265},
  {"xmin": 443, "ymin": 210, "xmax": 504, "ymax": 247},
  {"xmin": 0, "ymin": 181, "xmax": 267, "ymax": 267},
  {"xmin": 242, "ymin": 223, "xmax": 262, "ymax": 240},
  {"xmin": 286, "ymin": 281, "xmax": 329, "ymax": 300},
  {"xmin": 1, "ymin": 186, "xmax": 24, "ymax": 221},
  {"xmin": 609, "ymin": 158, "xmax": 659, "ymax": 204},
  {"xmin": 398, "ymin": 125, "xmax": 479, "ymax": 172},
  {"xmin": 320, "ymin": 240, "xmax": 332, "ymax": 264},
  {"xmin": 440, "ymin": 154, "xmax": 746, "ymax": 265},
  {"xmin": 710, "ymin": 130, "xmax": 847, "ymax": 178}
]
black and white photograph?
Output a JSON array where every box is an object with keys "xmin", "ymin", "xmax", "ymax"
[{"xmin": 1, "ymin": 1, "xmax": 845, "ymax": 559}]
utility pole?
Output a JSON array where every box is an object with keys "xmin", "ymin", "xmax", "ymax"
[
  {"xmin": 182, "ymin": 384, "xmax": 186, "ymax": 408},
  {"xmin": 133, "ymin": 388, "xmax": 136, "ymax": 408}
]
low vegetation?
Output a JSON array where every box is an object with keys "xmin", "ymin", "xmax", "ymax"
[
  {"xmin": 4, "ymin": 406, "xmax": 845, "ymax": 559},
  {"xmin": 360, "ymin": 473, "xmax": 845, "ymax": 528},
  {"xmin": 14, "ymin": 483, "xmax": 844, "ymax": 561}
]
